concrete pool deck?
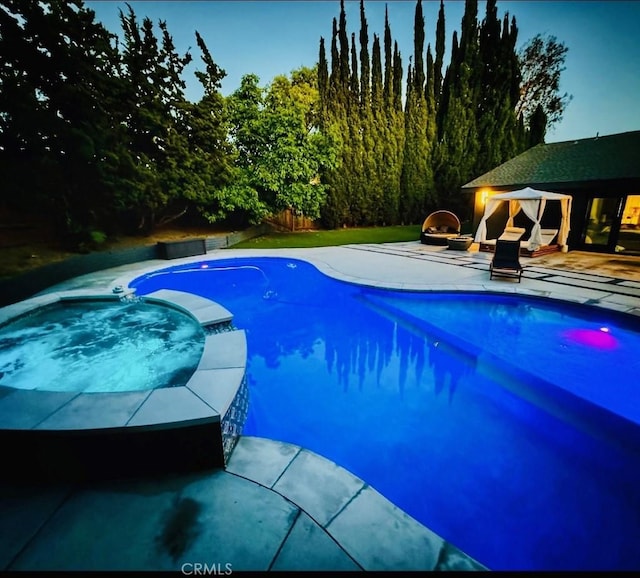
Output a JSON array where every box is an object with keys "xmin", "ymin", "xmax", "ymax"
[{"xmin": 1, "ymin": 241, "xmax": 640, "ymax": 571}]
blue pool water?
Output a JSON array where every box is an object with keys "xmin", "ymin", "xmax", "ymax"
[{"xmin": 131, "ymin": 257, "xmax": 640, "ymax": 571}]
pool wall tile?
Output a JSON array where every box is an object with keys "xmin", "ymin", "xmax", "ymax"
[
  {"xmin": 35, "ymin": 391, "xmax": 151, "ymax": 430},
  {"xmin": 219, "ymin": 375, "xmax": 249, "ymax": 464}
]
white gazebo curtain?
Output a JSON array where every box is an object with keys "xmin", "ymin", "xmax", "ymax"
[{"xmin": 474, "ymin": 188, "xmax": 572, "ymax": 252}]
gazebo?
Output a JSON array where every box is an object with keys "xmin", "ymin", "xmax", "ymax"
[{"xmin": 474, "ymin": 187, "xmax": 572, "ymax": 254}]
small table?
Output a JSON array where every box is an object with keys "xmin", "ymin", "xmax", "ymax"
[{"xmin": 446, "ymin": 237, "xmax": 473, "ymax": 251}]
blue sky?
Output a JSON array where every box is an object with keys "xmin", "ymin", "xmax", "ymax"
[{"xmin": 87, "ymin": 1, "xmax": 640, "ymax": 144}]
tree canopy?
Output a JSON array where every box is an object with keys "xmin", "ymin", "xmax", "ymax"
[{"xmin": 0, "ymin": 0, "xmax": 571, "ymax": 244}]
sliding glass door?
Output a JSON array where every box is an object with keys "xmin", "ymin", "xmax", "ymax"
[
  {"xmin": 583, "ymin": 197, "xmax": 622, "ymax": 250},
  {"xmin": 618, "ymin": 195, "xmax": 640, "ymax": 253}
]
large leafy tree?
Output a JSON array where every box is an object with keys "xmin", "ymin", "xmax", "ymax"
[
  {"xmin": 172, "ymin": 31, "xmax": 235, "ymax": 224},
  {"xmin": 0, "ymin": 0, "xmax": 130, "ymax": 243},
  {"xmin": 116, "ymin": 5, "xmax": 195, "ymax": 233},
  {"xmin": 516, "ymin": 33, "xmax": 572, "ymax": 130},
  {"xmin": 225, "ymin": 70, "xmax": 338, "ymax": 224}
]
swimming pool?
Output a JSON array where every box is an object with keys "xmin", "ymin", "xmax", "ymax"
[{"xmin": 131, "ymin": 256, "xmax": 640, "ymax": 571}]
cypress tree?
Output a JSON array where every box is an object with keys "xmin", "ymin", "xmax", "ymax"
[
  {"xmin": 425, "ymin": 45, "xmax": 437, "ymax": 163},
  {"xmin": 381, "ymin": 11, "xmax": 402, "ymax": 225},
  {"xmin": 320, "ymin": 14, "xmax": 350, "ymax": 228},
  {"xmin": 393, "ymin": 41, "xmax": 403, "ymax": 112},
  {"xmin": 413, "ymin": 0, "xmax": 425, "ymax": 90},
  {"xmin": 399, "ymin": 0, "xmax": 433, "ymax": 223},
  {"xmin": 329, "ymin": 18, "xmax": 340, "ymax": 101},
  {"xmin": 434, "ymin": 0, "xmax": 446, "ymax": 106},
  {"xmin": 369, "ymin": 33, "xmax": 385, "ymax": 223},
  {"xmin": 359, "ymin": 1, "xmax": 378, "ymax": 224},
  {"xmin": 359, "ymin": 0, "xmax": 370, "ymax": 106},
  {"xmin": 338, "ymin": 0, "xmax": 350, "ymax": 90},
  {"xmin": 383, "ymin": 5, "xmax": 393, "ymax": 104},
  {"xmin": 350, "ymin": 33, "xmax": 360, "ymax": 100},
  {"xmin": 475, "ymin": 0, "xmax": 503, "ymax": 173},
  {"xmin": 434, "ymin": 0, "xmax": 480, "ymax": 216},
  {"xmin": 318, "ymin": 37, "xmax": 329, "ymax": 111},
  {"xmin": 349, "ymin": 31, "xmax": 366, "ymax": 223}
]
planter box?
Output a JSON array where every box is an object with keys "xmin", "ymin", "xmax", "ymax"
[{"xmin": 157, "ymin": 239, "xmax": 207, "ymax": 260}]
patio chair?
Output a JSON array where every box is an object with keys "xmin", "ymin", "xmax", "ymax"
[
  {"xmin": 498, "ymin": 226, "xmax": 526, "ymax": 241},
  {"xmin": 490, "ymin": 239, "xmax": 523, "ymax": 282},
  {"xmin": 539, "ymin": 228, "xmax": 559, "ymax": 246},
  {"xmin": 420, "ymin": 210, "xmax": 461, "ymax": 245}
]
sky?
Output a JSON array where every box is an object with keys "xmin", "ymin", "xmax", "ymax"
[{"xmin": 86, "ymin": 0, "xmax": 640, "ymax": 144}]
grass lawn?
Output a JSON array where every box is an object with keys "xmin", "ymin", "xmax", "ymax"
[{"xmin": 234, "ymin": 225, "xmax": 422, "ymax": 249}]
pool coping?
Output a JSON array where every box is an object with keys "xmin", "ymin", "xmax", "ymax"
[{"xmin": 0, "ymin": 288, "xmax": 248, "ymax": 481}]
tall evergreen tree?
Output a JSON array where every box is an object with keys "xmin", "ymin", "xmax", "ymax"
[
  {"xmin": 368, "ymin": 33, "xmax": 385, "ymax": 223},
  {"xmin": 383, "ymin": 5, "xmax": 393, "ymax": 104},
  {"xmin": 434, "ymin": 0, "xmax": 480, "ymax": 214},
  {"xmin": 434, "ymin": 0, "xmax": 446, "ymax": 106},
  {"xmin": 381, "ymin": 11, "xmax": 403, "ymax": 225},
  {"xmin": 392, "ymin": 41, "xmax": 403, "ymax": 113},
  {"xmin": 475, "ymin": 0, "xmax": 507, "ymax": 173},
  {"xmin": 359, "ymin": 0, "xmax": 370, "ymax": 106},
  {"xmin": 318, "ymin": 37, "xmax": 329, "ymax": 109},
  {"xmin": 400, "ymin": 0, "xmax": 434, "ymax": 223},
  {"xmin": 320, "ymin": 8, "xmax": 350, "ymax": 227}
]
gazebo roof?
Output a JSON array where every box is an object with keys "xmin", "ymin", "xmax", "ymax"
[{"xmin": 489, "ymin": 187, "xmax": 571, "ymax": 201}]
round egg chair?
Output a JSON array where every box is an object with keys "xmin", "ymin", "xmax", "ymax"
[{"xmin": 420, "ymin": 210, "xmax": 461, "ymax": 245}]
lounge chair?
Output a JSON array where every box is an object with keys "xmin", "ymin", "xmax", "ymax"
[
  {"xmin": 420, "ymin": 210, "xmax": 461, "ymax": 245},
  {"xmin": 539, "ymin": 228, "xmax": 558, "ymax": 246},
  {"xmin": 490, "ymin": 239, "xmax": 523, "ymax": 282},
  {"xmin": 498, "ymin": 226, "xmax": 526, "ymax": 241}
]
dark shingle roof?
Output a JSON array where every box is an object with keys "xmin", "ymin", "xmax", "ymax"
[{"xmin": 461, "ymin": 130, "xmax": 640, "ymax": 190}]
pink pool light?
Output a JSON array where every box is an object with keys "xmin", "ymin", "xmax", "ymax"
[{"xmin": 562, "ymin": 327, "xmax": 619, "ymax": 350}]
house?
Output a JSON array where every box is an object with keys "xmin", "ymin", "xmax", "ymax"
[{"xmin": 461, "ymin": 130, "xmax": 640, "ymax": 254}]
